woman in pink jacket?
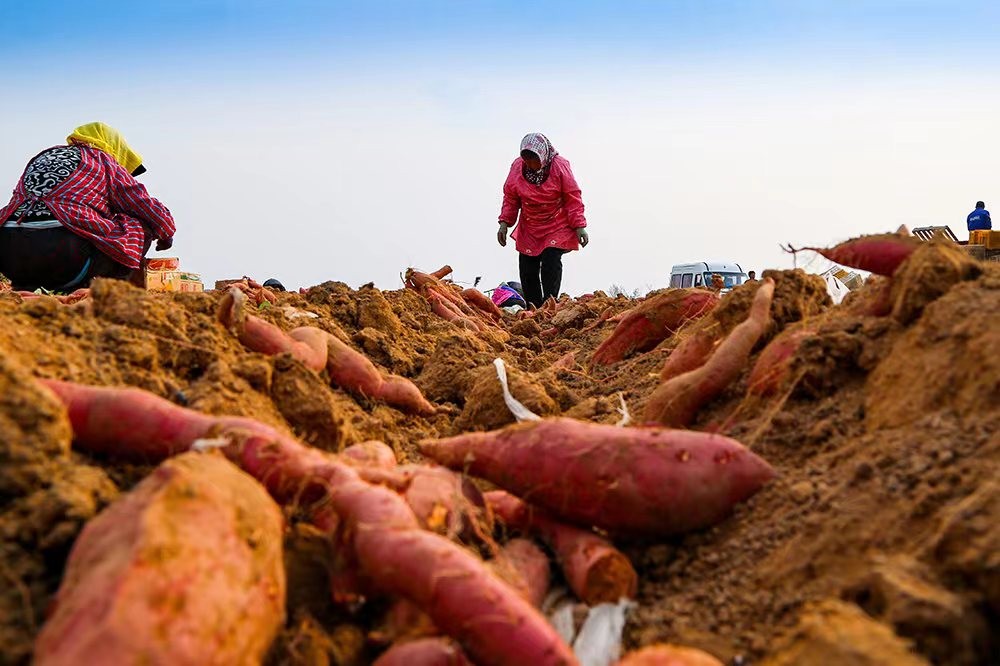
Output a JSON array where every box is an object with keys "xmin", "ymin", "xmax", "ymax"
[{"xmin": 497, "ymin": 133, "xmax": 588, "ymax": 308}]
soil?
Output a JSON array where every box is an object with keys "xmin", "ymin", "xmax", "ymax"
[{"xmin": 1, "ymin": 242, "xmax": 997, "ymax": 665}]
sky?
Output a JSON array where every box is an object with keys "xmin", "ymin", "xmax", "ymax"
[{"xmin": 2, "ymin": 1, "xmax": 999, "ymax": 295}]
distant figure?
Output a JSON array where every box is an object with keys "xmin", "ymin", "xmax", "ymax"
[
  {"xmin": 0, "ymin": 122, "xmax": 175, "ymax": 291},
  {"xmin": 746, "ymin": 270, "xmax": 757, "ymax": 281},
  {"xmin": 497, "ymin": 132, "xmax": 588, "ymax": 309},
  {"xmin": 967, "ymin": 201, "xmax": 992, "ymax": 233},
  {"xmin": 263, "ymin": 278, "xmax": 286, "ymax": 292},
  {"xmin": 710, "ymin": 274, "xmax": 725, "ymax": 291}
]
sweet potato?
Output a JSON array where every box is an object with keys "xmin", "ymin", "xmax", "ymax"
[
  {"xmin": 421, "ymin": 418, "xmax": 775, "ymax": 538},
  {"xmin": 644, "ymin": 279, "xmax": 775, "ymax": 427},
  {"xmin": 358, "ymin": 464, "xmax": 494, "ymax": 543},
  {"xmin": 41, "ymin": 379, "xmax": 217, "ymax": 460},
  {"xmin": 325, "ymin": 334, "xmax": 437, "ymax": 415},
  {"xmin": 431, "ymin": 265, "xmax": 454, "ymax": 280},
  {"xmin": 462, "ymin": 287, "xmax": 503, "ymax": 321},
  {"xmin": 219, "ymin": 287, "xmax": 328, "ymax": 371},
  {"xmin": 788, "ymin": 233, "xmax": 921, "ymax": 277},
  {"xmin": 491, "ymin": 537, "xmax": 552, "ymax": 608},
  {"xmin": 659, "ymin": 328, "xmax": 720, "ymax": 381},
  {"xmin": 746, "ymin": 323, "xmax": 819, "ymax": 396},
  {"xmin": 226, "ymin": 439, "xmax": 577, "ymax": 666},
  {"xmin": 591, "ymin": 290, "xmax": 718, "ymax": 367},
  {"xmin": 34, "ymin": 453, "xmax": 285, "ymax": 665},
  {"xmin": 616, "ymin": 644, "xmax": 724, "ymax": 666},
  {"xmin": 340, "ymin": 440, "xmax": 398, "ymax": 469},
  {"xmin": 374, "ymin": 638, "xmax": 472, "ymax": 666},
  {"xmin": 487, "ymin": 490, "xmax": 636, "ymax": 604}
]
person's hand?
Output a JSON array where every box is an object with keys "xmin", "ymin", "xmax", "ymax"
[
  {"xmin": 497, "ymin": 222, "xmax": 509, "ymax": 247},
  {"xmin": 576, "ymin": 228, "xmax": 589, "ymax": 248},
  {"xmin": 156, "ymin": 237, "xmax": 174, "ymax": 251}
]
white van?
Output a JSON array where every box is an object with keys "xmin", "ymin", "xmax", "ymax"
[{"xmin": 669, "ymin": 262, "xmax": 747, "ymax": 290}]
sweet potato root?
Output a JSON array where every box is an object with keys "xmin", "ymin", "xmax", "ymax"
[
  {"xmin": 325, "ymin": 334, "xmax": 437, "ymax": 415},
  {"xmin": 490, "ymin": 537, "xmax": 552, "ymax": 608},
  {"xmin": 358, "ymin": 464, "xmax": 494, "ymax": 543},
  {"xmin": 616, "ymin": 644, "xmax": 724, "ymax": 665},
  {"xmin": 746, "ymin": 322, "xmax": 819, "ymax": 396},
  {"xmin": 421, "ymin": 418, "xmax": 774, "ymax": 538},
  {"xmin": 644, "ymin": 279, "xmax": 775, "ymax": 427},
  {"xmin": 787, "ymin": 233, "xmax": 921, "ymax": 277},
  {"xmin": 462, "ymin": 287, "xmax": 503, "ymax": 321},
  {"xmin": 659, "ymin": 328, "xmax": 720, "ymax": 382},
  {"xmin": 374, "ymin": 638, "xmax": 472, "ymax": 666},
  {"xmin": 340, "ymin": 440, "xmax": 398, "ymax": 469},
  {"xmin": 487, "ymin": 490, "xmax": 636, "ymax": 604},
  {"xmin": 34, "ymin": 453, "xmax": 285, "ymax": 665},
  {"xmin": 228, "ymin": 442, "xmax": 577, "ymax": 666},
  {"xmin": 486, "ymin": 490, "xmax": 638, "ymax": 606},
  {"xmin": 591, "ymin": 290, "xmax": 718, "ymax": 367},
  {"xmin": 431, "ymin": 265, "xmax": 454, "ymax": 280},
  {"xmin": 219, "ymin": 287, "xmax": 328, "ymax": 371}
]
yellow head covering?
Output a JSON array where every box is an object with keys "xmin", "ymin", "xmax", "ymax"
[{"xmin": 67, "ymin": 122, "xmax": 143, "ymax": 174}]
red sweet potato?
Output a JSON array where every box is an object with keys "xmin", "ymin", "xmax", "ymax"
[
  {"xmin": 659, "ymin": 328, "xmax": 720, "ymax": 381},
  {"xmin": 431, "ymin": 265, "xmax": 454, "ymax": 280},
  {"xmin": 219, "ymin": 287, "xmax": 328, "ymax": 371},
  {"xmin": 374, "ymin": 638, "xmax": 472, "ymax": 666},
  {"xmin": 491, "ymin": 537, "xmax": 552, "ymax": 608},
  {"xmin": 34, "ymin": 452, "xmax": 285, "ymax": 665},
  {"xmin": 226, "ymin": 438, "xmax": 577, "ymax": 666},
  {"xmin": 421, "ymin": 418, "xmax": 775, "ymax": 538},
  {"xmin": 462, "ymin": 287, "xmax": 503, "ymax": 321},
  {"xmin": 357, "ymin": 464, "xmax": 494, "ymax": 543},
  {"xmin": 789, "ymin": 233, "xmax": 922, "ymax": 277},
  {"xmin": 616, "ymin": 644, "xmax": 724, "ymax": 666},
  {"xmin": 487, "ymin": 490, "xmax": 636, "ymax": 604},
  {"xmin": 591, "ymin": 290, "xmax": 718, "ymax": 367},
  {"xmin": 340, "ymin": 440, "xmax": 398, "ymax": 469},
  {"xmin": 746, "ymin": 322, "xmax": 819, "ymax": 396},
  {"xmin": 41, "ymin": 379, "xmax": 217, "ymax": 460},
  {"xmin": 644, "ymin": 279, "xmax": 775, "ymax": 427}
]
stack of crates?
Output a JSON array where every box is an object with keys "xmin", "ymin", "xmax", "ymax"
[{"xmin": 145, "ymin": 258, "xmax": 204, "ymax": 293}]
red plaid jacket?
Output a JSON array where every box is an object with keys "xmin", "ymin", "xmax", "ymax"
[{"xmin": 0, "ymin": 145, "xmax": 175, "ymax": 269}]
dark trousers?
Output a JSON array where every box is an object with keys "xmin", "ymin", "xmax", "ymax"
[
  {"xmin": 0, "ymin": 226, "xmax": 141, "ymax": 292},
  {"xmin": 518, "ymin": 247, "xmax": 567, "ymax": 308}
]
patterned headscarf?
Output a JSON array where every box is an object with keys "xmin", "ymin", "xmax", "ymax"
[{"xmin": 520, "ymin": 132, "xmax": 558, "ymax": 185}]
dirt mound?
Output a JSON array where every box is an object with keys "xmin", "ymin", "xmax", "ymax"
[{"xmin": 0, "ymin": 247, "xmax": 997, "ymax": 664}]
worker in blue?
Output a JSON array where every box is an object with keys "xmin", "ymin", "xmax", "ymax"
[{"xmin": 967, "ymin": 201, "xmax": 992, "ymax": 232}]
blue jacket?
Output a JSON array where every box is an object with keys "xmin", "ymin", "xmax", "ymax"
[{"xmin": 968, "ymin": 207, "xmax": 992, "ymax": 231}]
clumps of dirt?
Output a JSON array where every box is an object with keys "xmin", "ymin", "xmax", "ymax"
[
  {"xmin": 759, "ymin": 599, "xmax": 930, "ymax": 666},
  {"xmin": 866, "ymin": 264, "xmax": 997, "ymax": 429},
  {"xmin": 713, "ymin": 269, "xmax": 830, "ymax": 338},
  {"xmin": 271, "ymin": 355, "xmax": 358, "ymax": 451},
  {"xmin": 454, "ymin": 363, "xmax": 560, "ymax": 431},
  {"xmin": 889, "ymin": 241, "xmax": 982, "ymax": 324},
  {"xmin": 0, "ymin": 353, "xmax": 119, "ymax": 664},
  {"xmin": 416, "ymin": 331, "xmax": 492, "ymax": 404}
]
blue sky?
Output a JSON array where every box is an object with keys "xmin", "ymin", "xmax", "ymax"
[{"xmin": 2, "ymin": 2, "xmax": 999, "ymax": 293}]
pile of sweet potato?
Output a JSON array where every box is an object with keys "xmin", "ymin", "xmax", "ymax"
[{"xmin": 29, "ymin": 363, "xmax": 776, "ymax": 665}]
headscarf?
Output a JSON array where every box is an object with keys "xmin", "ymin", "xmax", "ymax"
[
  {"xmin": 520, "ymin": 132, "xmax": 558, "ymax": 185},
  {"xmin": 67, "ymin": 122, "xmax": 144, "ymax": 175}
]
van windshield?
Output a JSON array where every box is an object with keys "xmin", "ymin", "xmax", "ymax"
[{"xmin": 703, "ymin": 272, "xmax": 745, "ymax": 289}]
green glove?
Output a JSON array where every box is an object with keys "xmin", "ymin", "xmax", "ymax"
[{"xmin": 576, "ymin": 228, "xmax": 589, "ymax": 248}]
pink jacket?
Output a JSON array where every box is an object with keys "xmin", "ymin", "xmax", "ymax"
[{"xmin": 498, "ymin": 155, "xmax": 587, "ymax": 256}]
